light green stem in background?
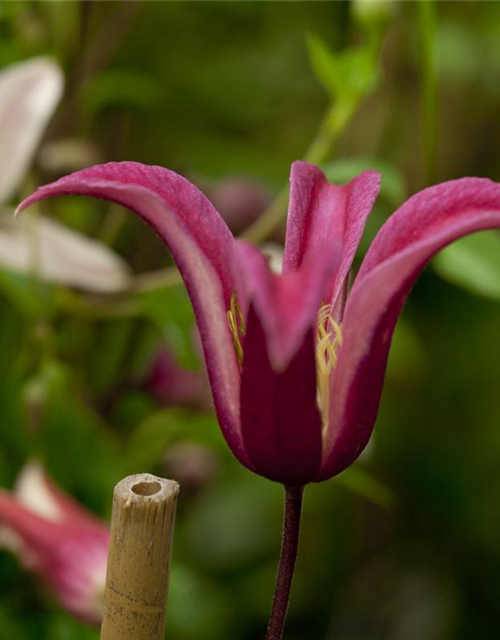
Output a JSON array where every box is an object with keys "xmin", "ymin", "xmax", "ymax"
[
  {"xmin": 243, "ymin": 98, "xmax": 357, "ymax": 244},
  {"xmin": 418, "ymin": 0, "xmax": 438, "ymax": 185},
  {"xmin": 59, "ymin": 93, "xmax": 362, "ymax": 312},
  {"xmin": 306, "ymin": 99, "xmax": 357, "ymax": 166},
  {"xmin": 337, "ymin": 465, "xmax": 397, "ymax": 510},
  {"xmin": 60, "ymin": 24, "xmax": 383, "ymax": 311},
  {"xmin": 71, "ymin": 97, "xmax": 358, "ymax": 305}
]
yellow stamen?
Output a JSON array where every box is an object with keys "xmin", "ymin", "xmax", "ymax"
[
  {"xmin": 316, "ymin": 303, "xmax": 343, "ymax": 427},
  {"xmin": 226, "ymin": 295, "xmax": 342, "ymax": 420},
  {"xmin": 227, "ymin": 292, "xmax": 246, "ymax": 367}
]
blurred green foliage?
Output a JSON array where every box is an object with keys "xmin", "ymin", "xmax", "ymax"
[{"xmin": 0, "ymin": 1, "xmax": 499, "ymax": 639}]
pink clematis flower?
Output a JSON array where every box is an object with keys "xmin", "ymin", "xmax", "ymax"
[
  {"xmin": 17, "ymin": 162, "xmax": 500, "ymax": 485},
  {"xmin": 147, "ymin": 328, "xmax": 211, "ymax": 410},
  {"xmin": 0, "ymin": 462, "xmax": 109, "ymax": 625},
  {"xmin": 147, "ymin": 345, "xmax": 209, "ymax": 409}
]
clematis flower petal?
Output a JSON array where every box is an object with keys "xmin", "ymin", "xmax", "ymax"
[
  {"xmin": 283, "ymin": 161, "xmax": 380, "ymax": 309},
  {"xmin": 0, "ymin": 57, "xmax": 63, "ymax": 204},
  {"xmin": 233, "ymin": 242, "xmax": 338, "ymax": 484},
  {"xmin": 240, "ymin": 307, "xmax": 322, "ymax": 485},
  {"xmin": 318, "ymin": 177, "xmax": 500, "ymax": 480},
  {"xmin": 16, "ymin": 163, "xmax": 249, "ymax": 467},
  {"xmin": 235, "ymin": 241, "xmax": 341, "ymax": 370}
]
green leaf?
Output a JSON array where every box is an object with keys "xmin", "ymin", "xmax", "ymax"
[
  {"xmin": 307, "ymin": 33, "xmax": 343, "ymax": 99},
  {"xmin": 185, "ymin": 475, "xmax": 281, "ymax": 571},
  {"xmin": 47, "ymin": 612, "xmax": 99, "ymax": 640},
  {"xmin": 166, "ymin": 565, "xmax": 234, "ymax": 640},
  {"xmin": 138, "ymin": 285, "xmax": 198, "ymax": 368},
  {"xmin": 0, "ymin": 269, "xmax": 55, "ymax": 318},
  {"xmin": 336, "ymin": 465, "xmax": 398, "ymax": 509},
  {"xmin": 433, "ymin": 231, "xmax": 500, "ymax": 300},
  {"xmin": 124, "ymin": 408, "xmax": 221, "ymax": 472},
  {"xmin": 87, "ymin": 318, "xmax": 135, "ymax": 395},
  {"xmin": 0, "ymin": 604, "xmax": 31, "ymax": 640},
  {"xmin": 80, "ymin": 70, "xmax": 164, "ymax": 114},
  {"xmin": 306, "ymin": 33, "xmax": 379, "ymax": 102},
  {"xmin": 123, "ymin": 408, "xmax": 181, "ymax": 471},
  {"xmin": 351, "ymin": 0, "xmax": 396, "ymax": 31},
  {"xmin": 0, "ymin": 301, "xmax": 27, "ymax": 376},
  {"xmin": 34, "ymin": 360, "xmax": 122, "ymax": 513}
]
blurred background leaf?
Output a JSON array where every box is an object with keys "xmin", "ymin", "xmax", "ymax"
[{"xmin": 433, "ymin": 231, "xmax": 500, "ymax": 300}]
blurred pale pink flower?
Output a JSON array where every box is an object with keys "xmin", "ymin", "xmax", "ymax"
[
  {"xmin": 0, "ymin": 462, "xmax": 109, "ymax": 626},
  {"xmin": 0, "ymin": 57, "xmax": 130, "ymax": 293},
  {"xmin": 0, "ymin": 215, "xmax": 131, "ymax": 293},
  {"xmin": 0, "ymin": 57, "xmax": 63, "ymax": 204}
]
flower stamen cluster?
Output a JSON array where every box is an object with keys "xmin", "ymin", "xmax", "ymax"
[
  {"xmin": 227, "ymin": 292, "xmax": 246, "ymax": 367},
  {"xmin": 316, "ymin": 303, "xmax": 343, "ymax": 427}
]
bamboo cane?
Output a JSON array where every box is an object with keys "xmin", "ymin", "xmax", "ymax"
[{"xmin": 100, "ymin": 473, "xmax": 180, "ymax": 640}]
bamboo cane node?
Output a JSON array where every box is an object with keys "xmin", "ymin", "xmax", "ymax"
[{"xmin": 106, "ymin": 582, "xmax": 166, "ymax": 612}]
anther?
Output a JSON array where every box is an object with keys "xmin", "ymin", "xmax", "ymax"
[
  {"xmin": 227, "ymin": 292, "xmax": 246, "ymax": 367},
  {"xmin": 315, "ymin": 303, "xmax": 343, "ymax": 427}
]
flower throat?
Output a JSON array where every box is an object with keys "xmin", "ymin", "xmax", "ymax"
[{"xmin": 227, "ymin": 296, "xmax": 342, "ymax": 419}]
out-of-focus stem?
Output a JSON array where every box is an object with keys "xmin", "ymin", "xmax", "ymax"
[
  {"xmin": 305, "ymin": 99, "xmax": 356, "ymax": 166},
  {"xmin": 242, "ymin": 187, "xmax": 289, "ymax": 244},
  {"xmin": 243, "ymin": 99, "xmax": 356, "ymax": 244},
  {"xmin": 74, "ymin": 96, "xmax": 358, "ymax": 303},
  {"xmin": 418, "ymin": 0, "xmax": 438, "ymax": 185},
  {"xmin": 59, "ymin": 90, "xmax": 354, "ymax": 313},
  {"xmin": 265, "ymin": 485, "xmax": 304, "ymax": 640}
]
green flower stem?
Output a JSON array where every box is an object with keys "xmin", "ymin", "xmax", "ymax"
[
  {"xmin": 243, "ymin": 98, "xmax": 356, "ymax": 244},
  {"xmin": 242, "ymin": 186, "xmax": 290, "ymax": 245},
  {"xmin": 418, "ymin": 0, "xmax": 438, "ymax": 185},
  {"xmin": 305, "ymin": 99, "xmax": 357, "ymax": 166},
  {"xmin": 80, "ymin": 97, "xmax": 358, "ymax": 304},
  {"xmin": 60, "ymin": 91, "xmax": 356, "ymax": 316},
  {"xmin": 57, "ymin": 88, "xmax": 362, "ymax": 314},
  {"xmin": 266, "ymin": 485, "xmax": 305, "ymax": 640}
]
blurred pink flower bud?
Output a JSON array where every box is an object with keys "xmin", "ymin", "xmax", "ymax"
[
  {"xmin": 163, "ymin": 442, "xmax": 218, "ymax": 498},
  {"xmin": 147, "ymin": 330, "xmax": 211, "ymax": 410},
  {"xmin": 0, "ymin": 462, "xmax": 109, "ymax": 626},
  {"xmin": 208, "ymin": 176, "xmax": 271, "ymax": 234}
]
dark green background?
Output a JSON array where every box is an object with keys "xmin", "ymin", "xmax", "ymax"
[{"xmin": 0, "ymin": 2, "xmax": 500, "ymax": 639}]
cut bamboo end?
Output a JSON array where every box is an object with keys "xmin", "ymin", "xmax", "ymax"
[{"xmin": 100, "ymin": 473, "xmax": 180, "ymax": 640}]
